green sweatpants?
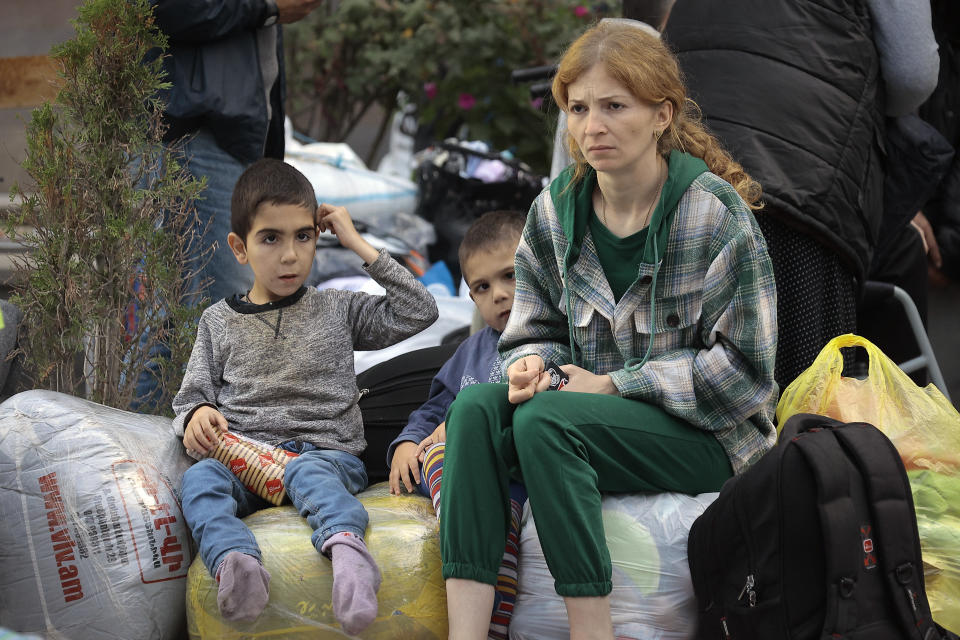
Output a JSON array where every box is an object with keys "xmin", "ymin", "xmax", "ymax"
[{"xmin": 439, "ymin": 383, "xmax": 732, "ymax": 598}]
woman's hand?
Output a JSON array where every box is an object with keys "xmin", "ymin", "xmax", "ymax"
[
  {"xmin": 559, "ymin": 364, "xmax": 618, "ymax": 395},
  {"xmin": 415, "ymin": 421, "xmax": 446, "ymax": 462},
  {"xmin": 183, "ymin": 406, "xmax": 227, "ymax": 456},
  {"xmin": 507, "ymin": 355, "xmax": 551, "ymax": 404},
  {"xmin": 389, "ymin": 441, "xmax": 422, "ymax": 495}
]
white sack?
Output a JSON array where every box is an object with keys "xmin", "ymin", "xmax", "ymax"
[
  {"xmin": 511, "ymin": 491, "xmax": 718, "ymax": 640},
  {"xmin": 285, "ymin": 143, "xmax": 418, "ymax": 225},
  {"xmin": 0, "ymin": 390, "xmax": 195, "ymax": 639}
]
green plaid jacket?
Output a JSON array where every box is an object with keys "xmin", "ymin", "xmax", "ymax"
[{"xmin": 500, "ymin": 170, "xmax": 779, "ymax": 474}]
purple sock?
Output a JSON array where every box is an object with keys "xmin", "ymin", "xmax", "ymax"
[
  {"xmin": 320, "ymin": 532, "xmax": 382, "ymax": 635},
  {"xmin": 215, "ymin": 552, "xmax": 270, "ymax": 623}
]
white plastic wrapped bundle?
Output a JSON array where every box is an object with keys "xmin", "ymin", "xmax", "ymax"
[
  {"xmin": 0, "ymin": 390, "xmax": 195, "ymax": 639},
  {"xmin": 284, "ymin": 142, "xmax": 418, "ymax": 227},
  {"xmin": 510, "ymin": 491, "xmax": 718, "ymax": 640}
]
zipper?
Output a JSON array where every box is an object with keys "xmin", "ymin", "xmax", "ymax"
[
  {"xmin": 355, "ymin": 376, "xmax": 435, "ymax": 396},
  {"xmin": 737, "ymin": 574, "xmax": 757, "ymax": 608},
  {"xmin": 730, "ymin": 477, "xmax": 760, "ymax": 609}
]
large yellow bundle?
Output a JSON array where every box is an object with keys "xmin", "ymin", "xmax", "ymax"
[{"xmin": 186, "ymin": 483, "xmax": 447, "ymax": 638}]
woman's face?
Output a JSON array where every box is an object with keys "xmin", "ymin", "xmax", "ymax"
[{"xmin": 565, "ymin": 64, "xmax": 671, "ymax": 175}]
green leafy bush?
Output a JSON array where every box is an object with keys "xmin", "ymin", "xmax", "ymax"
[
  {"xmin": 6, "ymin": 0, "xmax": 206, "ymax": 412},
  {"xmin": 284, "ymin": 0, "xmax": 617, "ymax": 174}
]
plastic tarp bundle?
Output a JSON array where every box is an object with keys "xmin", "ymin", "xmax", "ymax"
[
  {"xmin": 284, "ymin": 139, "xmax": 418, "ymax": 233},
  {"xmin": 0, "ymin": 390, "xmax": 194, "ymax": 639},
  {"xmin": 186, "ymin": 482, "xmax": 446, "ymax": 639},
  {"xmin": 510, "ymin": 491, "xmax": 717, "ymax": 640}
]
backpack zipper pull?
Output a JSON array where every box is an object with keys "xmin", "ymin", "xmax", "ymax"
[{"xmin": 738, "ymin": 574, "xmax": 757, "ymax": 607}]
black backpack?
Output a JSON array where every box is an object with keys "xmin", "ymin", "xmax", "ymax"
[{"xmin": 687, "ymin": 413, "xmax": 957, "ymax": 640}]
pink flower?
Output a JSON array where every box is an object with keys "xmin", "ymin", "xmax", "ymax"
[
  {"xmin": 574, "ymin": 5, "xmax": 589, "ymax": 17},
  {"xmin": 530, "ymin": 96, "xmax": 544, "ymax": 110},
  {"xmin": 457, "ymin": 92, "xmax": 477, "ymax": 110},
  {"xmin": 424, "ymin": 82, "xmax": 438, "ymax": 100}
]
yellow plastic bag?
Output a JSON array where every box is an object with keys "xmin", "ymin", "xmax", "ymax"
[{"xmin": 776, "ymin": 334, "xmax": 960, "ymax": 474}]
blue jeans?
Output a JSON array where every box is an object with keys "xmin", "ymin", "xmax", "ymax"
[
  {"xmin": 178, "ymin": 129, "xmax": 255, "ymax": 306},
  {"xmin": 133, "ymin": 129, "xmax": 254, "ymax": 407},
  {"xmin": 180, "ymin": 443, "xmax": 369, "ymax": 576}
]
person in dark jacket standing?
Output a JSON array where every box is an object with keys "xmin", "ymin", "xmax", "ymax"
[
  {"xmin": 150, "ymin": 0, "xmax": 322, "ymax": 305},
  {"xmin": 918, "ymin": 0, "xmax": 960, "ymax": 284},
  {"xmin": 663, "ymin": 0, "xmax": 939, "ymax": 388},
  {"xmin": 136, "ymin": 0, "xmax": 321, "ymax": 405}
]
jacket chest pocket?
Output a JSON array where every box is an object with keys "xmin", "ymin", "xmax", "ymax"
[
  {"xmin": 632, "ymin": 290, "xmax": 702, "ymax": 354},
  {"xmin": 567, "ymin": 293, "xmax": 601, "ymax": 366}
]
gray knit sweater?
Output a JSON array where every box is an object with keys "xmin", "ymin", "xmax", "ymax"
[{"xmin": 171, "ymin": 249, "xmax": 438, "ymax": 455}]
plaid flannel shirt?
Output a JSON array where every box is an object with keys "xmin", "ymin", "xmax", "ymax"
[{"xmin": 500, "ymin": 171, "xmax": 779, "ymax": 473}]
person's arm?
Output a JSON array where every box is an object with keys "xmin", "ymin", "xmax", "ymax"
[
  {"xmin": 497, "ymin": 198, "xmax": 574, "ymax": 371},
  {"xmin": 386, "ymin": 360, "xmax": 458, "ymax": 494},
  {"xmin": 150, "ymin": 0, "xmax": 270, "ymax": 41},
  {"xmin": 171, "ymin": 309, "xmax": 224, "ymax": 439},
  {"xmin": 386, "ymin": 362, "xmax": 459, "ymax": 467},
  {"xmin": 151, "ymin": 0, "xmax": 321, "ymax": 42},
  {"xmin": 610, "ymin": 224, "xmax": 778, "ymax": 433},
  {"xmin": 867, "ymin": 0, "xmax": 940, "ymax": 116},
  {"xmin": 932, "ymin": 158, "xmax": 960, "ymax": 281},
  {"xmin": 316, "ymin": 203, "xmax": 438, "ymax": 349},
  {"xmin": 344, "ymin": 251, "xmax": 439, "ymax": 350}
]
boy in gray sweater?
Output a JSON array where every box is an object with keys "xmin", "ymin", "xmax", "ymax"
[{"xmin": 172, "ymin": 158, "xmax": 438, "ymax": 632}]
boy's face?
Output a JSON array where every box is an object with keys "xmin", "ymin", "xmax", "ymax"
[
  {"xmin": 227, "ymin": 202, "xmax": 317, "ymax": 304},
  {"xmin": 462, "ymin": 239, "xmax": 519, "ymax": 333}
]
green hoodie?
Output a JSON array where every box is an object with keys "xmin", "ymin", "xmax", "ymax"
[{"xmin": 548, "ymin": 149, "xmax": 709, "ymax": 368}]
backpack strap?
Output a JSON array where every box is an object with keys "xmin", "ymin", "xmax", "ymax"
[
  {"xmin": 832, "ymin": 423, "xmax": 942, "ymax": 640},
  {"xmin": 791, "ymin": 429, "xmax": 863, "ymax": 637}
]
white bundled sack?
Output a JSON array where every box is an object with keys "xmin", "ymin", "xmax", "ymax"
[
  {"xmin": 285, "ymin": 138, "xmax": 418, "ymax": 225},
  {"xmin": 510, "ymin": 491, "xmax": 718, "ymax": 640},
  {"xmin": 0, "ymin": 390, "xmax": 195, "ymax": 639}
]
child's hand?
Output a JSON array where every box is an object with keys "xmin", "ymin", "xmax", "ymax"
[
  {"xmin": 415, "ymin": 421, "xmax": 446, "ymax": 462},
  {"xmin": 389, "ymin": 441, "xmax": 421, "ymax": 495},
  {"xmin": 507, "ymin": 355, "xmax": 550, "ymax": 404},
  {"xmin": 317, "ymin": 203, "xmax": 379, "ymax": 264},
  {"xmin": 183, "ymin": 406, "xmax": 227, "ymax": 456}
]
